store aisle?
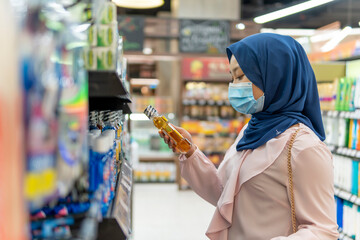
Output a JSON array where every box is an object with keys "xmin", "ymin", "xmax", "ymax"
[{"xmin": 132, "ymin": 183, "xmax": 215, "ymax": 240}]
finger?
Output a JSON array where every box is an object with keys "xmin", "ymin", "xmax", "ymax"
[
  {"xmin": 158, "ymin": 131, "xmax": 165, "ymax": 138},
  {"xmin": 165, "ymin": 135, "xmax": 171, "ymax": 144}
]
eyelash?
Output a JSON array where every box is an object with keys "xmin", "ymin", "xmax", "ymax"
[{"xmin": 230, "ymin": 76, "xmax": 244, "ymax": 83}]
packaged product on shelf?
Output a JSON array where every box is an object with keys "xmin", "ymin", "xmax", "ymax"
[
  {"xmin": 84, "ymin": 48, "xmax": 97, "ymax": 70},
  {"xmin": 318, "ymin": 82, "xmax": 337, "ymax": 111},
  {"xmin": 99, "ymin": 2, "xmax": 117, "ymax": 24},
  {"xmin": 21, "ymin": 8, "xmax": 59, "ymax": 211},
  {"xmin": 95, "ymin": 47, "xmax": 117, "ymax": 70},
  {"xmin": 335, "ymin": 78, "xmax": 345, "ymax": 111},
  {"xmin": 97, "ymin": 24, "xmax": 118, "ymax": 47},
  {"xmin": 57, "ymin": 43, "xmax": 89, "ymax": 197},
  {"xmin": 355, "ymin": 77, "xmax": 360, "ymax": 109},
  {"xmin": 333, "ymin": 155, "xmax": 359, "ymax": 196},
  {"xmin": 88, "ymin": 25, "xmax": 97, "ymax": 47}
]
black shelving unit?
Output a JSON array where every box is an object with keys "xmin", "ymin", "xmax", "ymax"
[
  {"xmin": 87, "ymin": 70, "xmax": 133, "ymax": 239},
  {"xmin": 89, "ymin": 71, "xmax": 132, "ymax": 113}
]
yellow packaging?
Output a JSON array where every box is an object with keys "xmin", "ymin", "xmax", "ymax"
[
  {"xmin": 84, "ymin": 48, "xmax": 97, "ymax": 70},
  {"xmin": 88, "ymin": 25, "xmax": 97, "ymax": 47}
]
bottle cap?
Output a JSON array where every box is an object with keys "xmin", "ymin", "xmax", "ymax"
[
  {"xmin": 90, "ymin": 129, "xmax": 101, "ymax": 137},
  {"xmin": 144, "ymin": 105, "xmax": 158, "ymax": 119},
  {"xmin": 93, "ymin": 136, "xmax": 110, "ymax": 153}
]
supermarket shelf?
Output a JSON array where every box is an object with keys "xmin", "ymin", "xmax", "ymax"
[
  {"xmin": 327, "ymin": 145, "xmax": 360, "ymax": 162},
  {"xmin": 334, "ymin": 187, "xmax": 360, "ymax": 206},
  {"xmin": 89, "ymin": 71, "xmax": 131, "ymax": 99},
  {"xmin": 321, "ymin": 110, "xmax": 360, "ymax": 119},
  {"xmin": 134, "ymin": 181, "xmax": 175, "ymax": 184},
  {"xmin": 139, "ymin": 152, "xmax": 175, "ymax": 162},
  {"xmin": 139, "ymin": 156, "xmax": 175, "ymax": 162},
  {"xmin": 89, "ymin": 97, "xmax": 132, "ymax": 113},
  {"xmin": 338, "ymin": 228, "xmax": 356, "ymax": 240},
  {"xmin": 183, "ymin": 99, "xmax": 230, "ymax": 106}
]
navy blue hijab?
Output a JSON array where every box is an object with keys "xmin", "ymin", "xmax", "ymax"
[{"xmin": 226, "ymin": 33, "xmax": 325, "ymax": 151}]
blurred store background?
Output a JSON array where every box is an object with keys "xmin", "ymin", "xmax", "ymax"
[{"xmin": 1, "ymin": 0, "xmax": 360, "ymax": 239}]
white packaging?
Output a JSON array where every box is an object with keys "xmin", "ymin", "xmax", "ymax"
[
  {"xmin": 94, "ymin": 47, "xmax": 116, "ymax": 71},
  {"xmin": 339, "ymin": 118, "xmax": 347, "ymax": 147},
  {"xmin": 97, "ymin": 24, "xmax": 118, "ymax": 47},
  {"xmin": 100, "ymin": 2, "xmax": 117, "ymax": 24}
]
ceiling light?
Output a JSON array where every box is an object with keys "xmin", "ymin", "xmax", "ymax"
[
  {"xmin": 261, "ymin": 28, "xmax": 315, "ymax": 36},
  {"xmin": 236, "ymin": 23, "xmax": 245, "ymax": 30},
  {"xmin": 113, "ymin": 0, "xmax": 164, "ymax": 9},
  {"xmin": 254, "ymin": 0, "xmax": 335, "ymax": 24},
  {"xmin": 321, "ymin": 26, "xmax": 352, "ymax": 52}
]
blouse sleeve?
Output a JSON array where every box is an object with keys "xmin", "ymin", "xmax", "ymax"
[
  {"xmin": 179, "ymin": 147, "xmax": 223, "ymax": 206},
  {"xmin": 271, "ymin": 144, "xmax": 339, "ymax": 240}
]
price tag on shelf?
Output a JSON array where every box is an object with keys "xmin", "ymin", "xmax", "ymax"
[
  {"xmin": 190, "ymin": 99, "xmax": 196, "ymax": 105},
  {"xmin": 199, "ymin": 99, "xmax": 206, "ymax": 105},
  {"xmin": 356, "ymin": 151, "xmax": 360, "ymax": 159},
  {"xmin": 338, "ymin": 148, "xmax": 344, "ymax": 155},
  {"xmin": 346, "ymin": 149, "xmax": 352, "ymax": 156},
  {"xmin": 208, "ymin": 100, "xmax": 215, "ymax": 105},
  {"xmin": 340, "ymin": 191, "xmax": 352, "ymax": 201},
  {"xmin": 340, "ymin": 111, "xmax": 346, "ymax": 118},
  {"xmin": 355, "ymin": 198, "xmax": 360, "ymax": 206},
  {"xmin": 345, "ymin": 112, "xmax": 351, "ymax": 119},
  {"xmin": 334, "ymin": 111, "xmax": 339, "ymax": 118},
  {"xmin": 183, "ymin": 99, "xmax": 190, "ymax": 105},
  {"xmin": 349, "ymin": 195, "xmax": 357, "ymax": 203},
  {"xmin": 216, "ymin": 100, "xmax": 224, "ymax": 106},
  {"xmin": 351, "ymin": 150, "xmax": 357, "ymax": 157}
]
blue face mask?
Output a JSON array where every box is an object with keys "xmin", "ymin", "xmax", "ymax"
[{"xmin": 228, "ymin": 82, "xmax": 265, "ymax": 114}]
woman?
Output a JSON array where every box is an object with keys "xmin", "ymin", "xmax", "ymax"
[{"xmin": 160, "ymin": 33, "xmax": 339, "ymax": 240}]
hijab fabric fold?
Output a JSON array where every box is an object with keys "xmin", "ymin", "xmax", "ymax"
[{"xmin": 226, "ymin": 33, "xmax": 325, "ymax": 151}]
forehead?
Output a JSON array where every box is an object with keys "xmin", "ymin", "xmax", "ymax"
[{"xmin": 230, "ymin": 55, "xmax": 242, "ymax": 72}]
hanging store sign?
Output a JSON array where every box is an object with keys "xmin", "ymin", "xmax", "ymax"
[
  {"xmin": 181, "ymin": 57, "xmax": 230, "ymax": 80},
  {"xmin": 179, "ymin": 19, "xmax": 230, "ymax": 54},
  {"xmin": 118, "ymin": 16, "xmax": 145, "ymax": 51}
]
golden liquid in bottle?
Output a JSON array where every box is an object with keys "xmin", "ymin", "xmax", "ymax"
[{"xmin": 153, "ymin": 116, "xmax": 191, "ymax": 153}]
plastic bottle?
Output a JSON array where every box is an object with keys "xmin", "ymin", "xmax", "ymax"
[{"xmin": 144, "ymin": 105, "xmax": 192, "ymax": 154}]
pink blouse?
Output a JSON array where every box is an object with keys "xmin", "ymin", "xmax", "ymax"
[{"xmin": 179, "ymin": 123, "xmax": 339, "ymax": 240}]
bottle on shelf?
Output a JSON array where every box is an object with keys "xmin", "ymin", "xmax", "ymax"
[{"xmin": 144, "ymin": 105, "xmax": 192, "ymax": 154}]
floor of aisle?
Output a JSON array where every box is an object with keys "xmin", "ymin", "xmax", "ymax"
[{"xmin": 132, "ymin": 183, "xmax": 215, "ymax": 240}]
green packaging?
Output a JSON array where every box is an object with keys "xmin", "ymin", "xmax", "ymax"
[
  {"xmin": 100, "ymin": 2, "xmax": 117, "ymax": 24},
  {"xmin": 335, "ymin": 78, "xmax": 344, "ymax": 111},
  {"xmin": 96, "ymin": 47, "xmax": 116, "ymax": 71},
  {"xmin": 97, "ymin": 24, "xmax": 118, "ymax": 47}
]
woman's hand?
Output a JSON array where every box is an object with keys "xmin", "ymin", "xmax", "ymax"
[{"xmin": 158, "ymin": 124, "xmax": 196, "ymax": 157}]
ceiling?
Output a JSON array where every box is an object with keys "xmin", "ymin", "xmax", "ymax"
[{"xmin": 120, "ymin": 0, "xmax": 360, "ymax": 29}]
